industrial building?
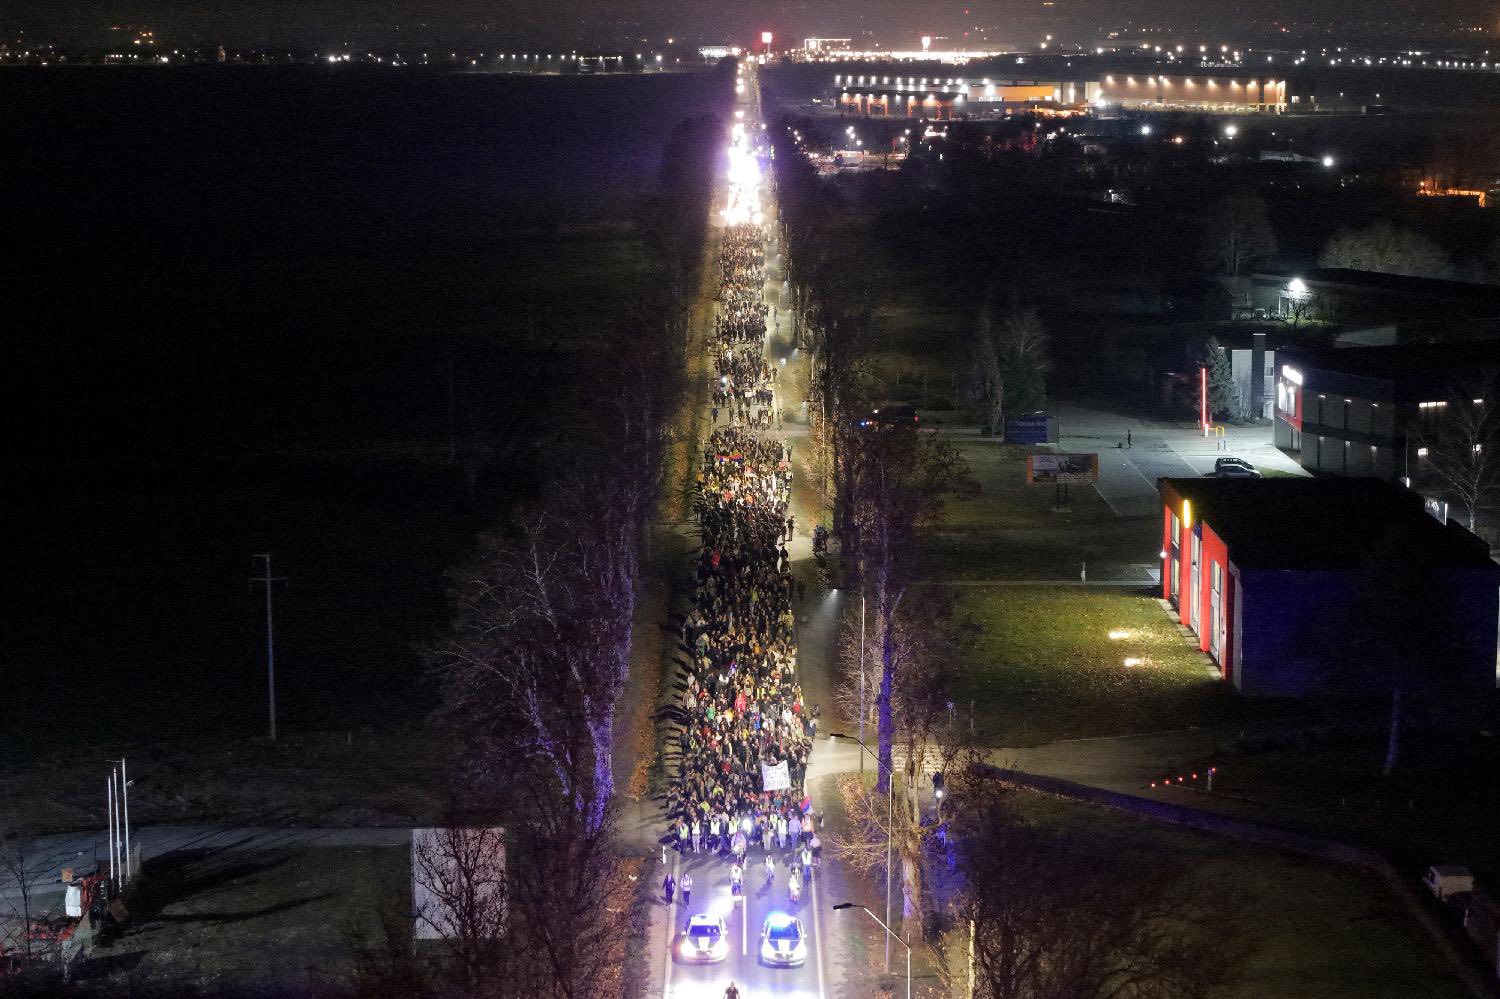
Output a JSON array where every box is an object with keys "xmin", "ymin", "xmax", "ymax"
[
  {"xmin": 832, "ymin": 70, "xmax": 1291, "ymax": 117},
  {"xmin": 1251, "ymin": 269, "xmax": 1500, "ymax": 326},
  {"xmin": 1089, "ymin": 73, "xmax": 1288, "ymax": 112},
  {"xmin": 1159, "ymin": 477, "xmax": 1498, "ymax": 697},
  {"xmin": 1273, "ymin": 342, "xmax": 1500, "ymax": 480},
  {"xmin": 834, "ymin": 75, "xmax": 1066, "ymax": 117}
]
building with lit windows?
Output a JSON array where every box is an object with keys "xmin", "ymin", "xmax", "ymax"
[
  {"xmin": 1273, "ymin": 343, "xmax": 1500, "ymax": 480},
  {"xmin": 1159, "ymin": 477, "xmax": 1498, "ymax": 697},
  {"xmin": 831, "ymin": 70, "xmax": 1296, "ymax": 118},
  {"xmin": 1087, "ymin": 73, "xmax": 1288, "ymax": 112},
  {"xmin": 833, "ymin": 74, "xmax": 1085, "ymax": 117}
]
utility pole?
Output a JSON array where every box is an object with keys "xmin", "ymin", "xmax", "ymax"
[
  {"xmin": 106, "ymin": 775, "xmax": 116, "ymax": 890},
  {"xmin": 120, "ymin": 758, "xmax": 131, "ymax": 882},
  {"xmin": 251, "ymin": 554, "xmax": 287, "ymax": 741}
]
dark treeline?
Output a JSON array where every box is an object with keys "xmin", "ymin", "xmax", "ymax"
[
  {"xmin": 768, "ymin": 102, "xmax": 979, "ymax": 949},
  {"xmin": 0, "ymin": 67, "xmax": 729, "ymax": 999},
  {"xmin": 375, "ymin": 109, "xmax": 727, "ymax": 998}
]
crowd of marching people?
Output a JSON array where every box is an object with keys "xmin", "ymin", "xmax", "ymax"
[
  {"xmin": 665, "ymin": 214, "xmax": 821, "ymax": 909},
  {"xmin": 711, "ymin": 223, "xmax": 780, "ymax": 430}
]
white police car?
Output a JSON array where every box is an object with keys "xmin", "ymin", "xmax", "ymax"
[
  {"xmin": 677, "ymin": 913, "xmax": 729, "ymax": 964},
  {"xmin": 759, "ymin": 911, "xmax": 807, "ymax": 967}
]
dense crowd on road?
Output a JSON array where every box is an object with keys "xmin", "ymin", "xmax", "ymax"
[
  {"xmin": 712, "ymin": 225, "xmax": 778, "ymax": 428},
  {"xmin": 715, "ymin": 226, "xmax": 768, "ymax": 346},
  {"xmin": 667, "ymin": 213, "xmax": 820, "ymax": 887}
]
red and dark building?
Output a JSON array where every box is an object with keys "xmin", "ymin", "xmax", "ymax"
[{"xmin": 1160, "ymin": 477, "xmax": 1499, "ymax": 697}]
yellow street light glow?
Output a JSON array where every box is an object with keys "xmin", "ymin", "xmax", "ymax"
[{"xmin": 1182, "ymin": 500, "xmax": 1192, "ymax": 529}]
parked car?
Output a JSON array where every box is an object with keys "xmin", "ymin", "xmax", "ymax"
[
  {"xmin": 858, "ymin": 403, "xmax": 919, "ymax": 430},
  {"xmin": 1210, "ymin": 457, "xmax": 1261, "ymax": 478},
  {"xmin": 1425, "ymin": 865, "xmax": 1475, "ymax": 900},
  {"xmin": 677, "ymin": 913, "xmax": 729, "ymax": 964}
]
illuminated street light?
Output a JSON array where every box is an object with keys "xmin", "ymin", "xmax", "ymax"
[{"xmin": 835, "ymin": 904, "xmax": 910, "ymax": 999}]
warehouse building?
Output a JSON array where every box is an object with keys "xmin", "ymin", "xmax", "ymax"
[
  {"xmin": 1087, "ymin": 73, "xmax": 1288, "ymax": 113},
  {"xmin": 1159, "ymin": 477, "xmax": 1498, "ymax": 697},
  {"xmin": 831, "ymin": 71, "xmax": 1292, "ymax": 117}
]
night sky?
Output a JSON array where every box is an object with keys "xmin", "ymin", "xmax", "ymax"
[{"xmin": 11, "ymin": 0, "xmax": 1499, "ymax": 50}]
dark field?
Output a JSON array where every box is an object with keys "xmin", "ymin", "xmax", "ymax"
[{"xmin": 2, "ymin": 66, "xmax": 729, "ymax": 753}]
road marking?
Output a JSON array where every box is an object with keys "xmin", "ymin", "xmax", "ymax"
[
  {"xmin": 663, "ymin": 851, "xmax": 679, "ymax": 998},
  {"xmin": 742, "ymin": 876, "xmax": 748, "ymax": 957},
  {"xmin": 811, "ymin": 861, "xmax": 827, "ymax": 999}
]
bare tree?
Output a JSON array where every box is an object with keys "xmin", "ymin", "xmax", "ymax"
[
  {"xmin": 410, "ymin": 826, "xmax": 510, "ymax": 989},
  {"xmin": 843, "ymin": 428, "xmax": 971, "ymax": 795},
  {"xmin": 831, "ymin": 424, "xmax": 971, "ymax": 952},
  {"xmin": 0, "ymin": 833, "xmax": 35, "ymax": 964},
  {"xmin": 501, "ymin": 781, "xmax": 628, "ymax": 999},
  {"xmin": 1201, "ymin": 188, "xmax": 1278, "ymax": 282},
  {"xmin": 996, "ymin": 307, "xmax": 1049, "ymax": 417},
  {"xmin": 952, "ymin": 774, "xmax": 1248, "ymax": 999},
  {"xmin": 834, "ymin": 593, "xmax": 968, "ymax": 945},
  {"xmin": 1417, "ymin": 374, "xmax": 1500, "ymax": 532},
  {"xmin": 1320, "ymin": 221, "xmax": 1452, "ymax": 279}
]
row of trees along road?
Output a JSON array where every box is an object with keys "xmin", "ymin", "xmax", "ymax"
[
  {"xmin": 351, "ymin": 105, "xmax": 725, "ymax": 999},
  {"xmin": 771, "ymin": 114, "xmax": 1270, "ymax": 997},
  {"xmin": 772, "ymin": 111, "xmax": 975, "ymax": 951}
]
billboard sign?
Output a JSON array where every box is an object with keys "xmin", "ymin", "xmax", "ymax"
[
  {"xmin": 1004, "ymin": 414, "xmax": 1057, "ymax": 444},
  {"xmin": 1027, "ymin": 453, "xmax": 1099, "ymax": 484}
]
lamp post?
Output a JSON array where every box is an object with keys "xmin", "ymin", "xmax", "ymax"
[
  {"xmin": 833, "ymin": 902, "xmax": 910, "ymax": 999},
  {"xmin": 829, "ymin": 731, "xmax": 894, "ymax": 974}
]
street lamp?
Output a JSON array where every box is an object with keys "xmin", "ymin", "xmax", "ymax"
[
  {"xmin": 833, "ymin": 902, "xmax": 911, "ymax": 999},
  {"xmin": 829, "ymin": 731, "xmax": 894, "ymax": 973}
]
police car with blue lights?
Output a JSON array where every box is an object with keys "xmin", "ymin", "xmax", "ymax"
[
  {"xmin": 759, "ymin": 912, "xmax": 807, "ymax": 967},
  {"xmin": 677, "ymin": 913, "xmax": 729, "ymax": 964}
]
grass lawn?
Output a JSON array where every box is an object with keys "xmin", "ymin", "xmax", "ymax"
[
  {"xmin": 924, "ymin": 439, "xmax": 1156, "ymax": 580},
  {"xmin": 862, "ymin": 303, "xmax": 971, "ymax": 409},
  {"xmin": 951, "ymin": 586, "xmax": 1278, "ymax": 744},
  {"xmin": 89, "ymin": 846, "xmax": 409, "ymax": 991},
  {"xmin": 1006, "ymin": 793, "xmax": 1469, "ymax": 999},
  {"xmin": 1205, "ymin": 722, "xmax": 1500, "ymax": 884}
]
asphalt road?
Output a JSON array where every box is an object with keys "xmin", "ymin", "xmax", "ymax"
[
  {"xmin": 658, "ymin": 60, "xmax": 828, "ymax": 999},
  {"xmin": 662, "ymin": 842, "xmax": 826, "ymax": 999}
]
